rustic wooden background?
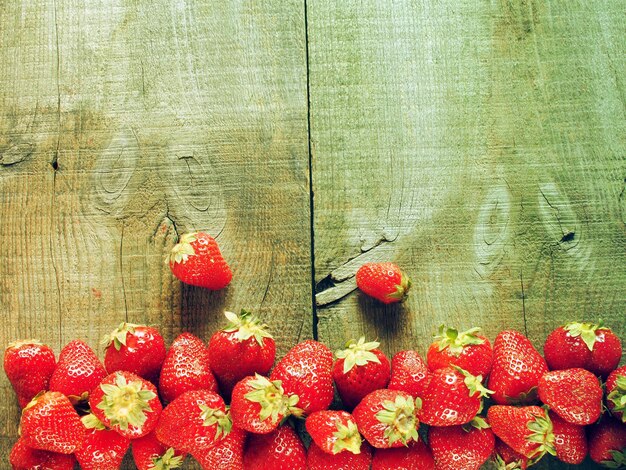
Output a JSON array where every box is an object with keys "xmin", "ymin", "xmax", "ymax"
[{"xmin": 0, "ymin": 0, "xmax": 624, "ymax": 468}]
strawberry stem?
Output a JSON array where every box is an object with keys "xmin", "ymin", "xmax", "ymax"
[
  {"xmin": 96, "ymin": 373, "xmax": 157, "ymax": 430},
  {"xmin": 223, "ymin": 310, "xmax": 273, "ymax": 346},
  {"xmin": 335, "ymin": 337, "xmax": 381, "ymax": 374}
]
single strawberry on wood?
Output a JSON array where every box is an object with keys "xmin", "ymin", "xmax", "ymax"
[
  {"xmin": 588, "ymin": 417, "xmax": 626, "ymax": 467},
  {"xmin": 132, "ymin": 431, "xmax": 185, "ymax": 470},
  {"xmin": 270, "ymin": 340, "xmax": 334, "ymax": 415},
  {"xmin": 607, "ymin": 365, "xmax": 626, "ymax": 423},
  {"xmin": 244, "ymin": 425, "xmax": 307, "ymax": 470},
  {"xmin": 333, "ymin": 337, "xmax": 391, "ymax": 410},
  {"xmin": 307, "ymin": 440, "xmax": 373, "ymax": 470},
  {"xmin": 19, "ymin": 391, "xmax": 85, "ymax": 454},
  {"xmin": 4, "ymin": 340, "xmax": 56, "ymax": 409},
  {"xmin": 9, "ymin": 437, "xmax": 76, "ymax": 470},
  {"xmin": 103, "ymin": 322, "xmax": 166, "ymax": 384},
  {"xmin": 352, "ymin": 389, "xmax": 420, "ymax": 448},
  {"xmin": 75, "ymin": 414, "xmax": 131, "ymax": 470},
  {"xmin": 371, "ymin": 440, "xmax": 435, "ymax": 470},
  {"xmin": 427, "ymin": 325, "xmax": 493, "ymax": 377},
  {"xmin": 208, "ymin": 309, "xmax": 276, "ymax": 398},
  {"xmin": 387, "ymin": 350, "xmax": 431, "ymax": 400},
  {"xmin": 90, "ymin": 371, "xmax": 162, "ymax": 440},
  {"xmin": 428, "ymin": 423, "xmax": 495, "ymax": 470},
  {"xmin": 355, "ymin": 262, "xmax": 410, "ymax": 304},
  {"xmin": 549, "ymin": 411, "xmax": 587, "ymax": 465},
  {"xmin": 487, "ymin": 330, "xmax": 548, "ymax": 405},
  {"xmin": 305, "ymin": 410, "xmax": 362, "ymax": 455},
  {"xmin": 194, "ymin": 426, "xmax": 247, "ymax": 470},
  {"xmin": 168, "ymin": 231, "xmax": 232, "ymax": 290}
]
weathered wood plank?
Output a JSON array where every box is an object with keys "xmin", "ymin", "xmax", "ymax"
[
  {"xmin": 0, "ymin": 0, "xmax": 310, "ymax": 467},
  {"xmin": 309, "ymin": 0, "xmax": 625, "ymax": 403}
]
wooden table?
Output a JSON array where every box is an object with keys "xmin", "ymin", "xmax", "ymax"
[{"xmin": 1, "ymin": 1, "xmax": 624, "ymax": 468}]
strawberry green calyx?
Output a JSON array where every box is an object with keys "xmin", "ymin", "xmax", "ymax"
[
  {"xmin": 494, "ymin": 454, "xmax": 525, "ymax": 470},
  {"xmin": 81, "ymin": 413, "xmax": 107, "ymax": 430},
  {"xmin": 97, "ymin": 373, "xmax": 157, "ymax": 430},
  {"xmin": 6, "ymin": 339, "xmax": 43, "ymax": 350},
  {"xmin": 564, "ymin": 321, "xmax": 605, "ymax": 351},
  {"xmin": 603, "ymin": 449, "xmax": 626, "ymax": 469},
  {"xmin": 526, "ymin": 408, "xmax": 556, "ymax": 459},
  {"xmin": 336, "ymin": 337, "xmax": 381, "ymax": 374},
  {"xmin": 453, "ymin": 366, "xmax": 494, "ymax": 398},
  {"xmin": 223, "ymin": 310, "xmax": 273, "ymax": 347},
  {"xmin": 152, "ymin": 447, "xmax": 184, "ymax": 470},
  {"xmin": 244, "ymin": 374, "xmax": 303, "ymax": 423},
  {"xmin": 168, "ymin": 232, "xmax": 198, "ymax": 264},
  {"xmin": 608, "ymin": 375, "xmax": 626, "ymax": 422},
  {"xmin": 332, "ymin": 419, "xmax": 362, "ymax": 455},
  {"xmin": 387, "ymin": 272, "xmax": 411, "ymax": 302},
  {"xmin": 375, "ymin": 395, "xmax": 420, "ymax": 446},
  {"xmin": 466, "ymin": 415, "xmax": 490, "ymax": 430},
  {"xmin": 434, "ymin": 325, "xmax": 485, "ymax": 356},
  {"xmin": 199, "ymin": 404, "xmax": 232, "ymax": 439},
  {"xmin": 101, "ymin": 322, "xmax": 140, "ymax": 350}
]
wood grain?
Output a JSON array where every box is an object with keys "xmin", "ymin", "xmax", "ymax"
[
  {"xmin": 0, "ymin": 0, "xmax": 310, "ymax": 467},
  {"xmin": 308, "ymin": 0, "xmax": 625, "ymax": 398}
]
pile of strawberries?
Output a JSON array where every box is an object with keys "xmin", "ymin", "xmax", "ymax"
[{"xmin": 4, "ymin": 231, "xmax": 626, "ymax": 469}]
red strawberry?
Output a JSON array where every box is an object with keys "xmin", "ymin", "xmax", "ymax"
[
  {"xmin": 487, "ymin": 330, "xmax": 548, "ymax": 405},
  {"xmin": 208, "ymin": 310, "xmax": 276, "ymax": 397},
  {"xmin": 194, "ymin": 426, "xmax": 247, "ymax": 470},
  {"xmin": 549, "ymin": 411, "xmax": 587, "ymax": 465},
  {"xmin": 244, "ymin": 425, "xmax": 307, "ymax": 470},
  {"xmin": 90, "ymin": 371, "xmax": 162, "ymax": 440},
  {"xmin": 305, "ymin": 410, "xmax": 362, "ymax": 455},
  {"xmin": 307, "ymin": 440, "xmax": 373, "ymax": 470},
  {"xmin": 155, "ymin": 389, "xmax": 231, "ymax": 454},
  {"xmin": 132, "ymin": 431, "xmax": 186, "ymax": 470},
  {"xmin": 419, "ymin": 366, "xmax": 492, "ymax": 426},
  {"xmin": 371, "ymin": 440, "xmax": 434, "ymax": 470},
  {"xmin": 538, "ymin": 368, "xmax": 602, "ymax": 425},
  {"xmin": 9, "ymin": 437, "xmax": 76, "ymax": 470},
  {"xmin": 607, "ymin": 365, "xmax": 626, "ymax": 423},
  {"xmin": 19, "ymin": 391, "xmax": 85, "ymax": 454},
  {"xmin": 168, "ymin": 232, "xmax": 232, "ymax": 290},
  {"xmin": 428, "ymin": 423, "xmax": 495, "ymax": 470},
  {"xmin": 352, "ymin": 389, "xmax": 420, "ymax": 448},
  {"xmin": 588, "ymin": 417, "xmax": 626, "ymax": 466},
  {"xmin": 103, "ymin": 322, "xmax": 166, "ymax": 384},
  {"xmin": 230, "ymin": 374, "xmax": 301, "ymax": 434},
  {"xmin": 48, "ymin": 339, "xmax": 107, "ymax": 403},
  {"xmin": 544, "ymin": 321, "xmax": 622, "ymax": 378},
  {"xmin": 333, "ymin": 337, "xmax": 391, "ymax": 410},
  {"xmin": 355, "ymin": 262, "xmax": 410, "ymax": 304},
  {"xmin": 4, "ymin": 340, "xmax": 56, "ymax": 408},
  {"xmin": 487, "ymin": 405, "xmax": 555, "ymax": 460},
  {"xmin": 387, "ymin": 350, "xmax": 431, "ymax": 399},
  {"xmin": 75, "ymin": 414, "xmax": 131, "ymax": 470},
  {"xmin": 159, "ymin": 332, "xmax": 217, "ymax": 403},
  {"xmin": 492, "ymin": 438, "xmax": 528, "ymax": 469},
  {"xmin": 427, "ymin": 325, "xmax": 493, "ymax": 377},
  {"xmin": 270, "ymin": 340, "xmax": 334, "ymax": 414}
]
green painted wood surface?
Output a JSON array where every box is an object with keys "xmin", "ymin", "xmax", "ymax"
[{"xmin": 1, "ymin": 0, "xmax": 625, "ymax": 468}]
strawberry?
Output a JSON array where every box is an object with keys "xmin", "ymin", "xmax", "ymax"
[
  {"xmin": 352, "ymin": 389, "xmax": 420, "ymax": 448},
  {"xmin": 333, "ymin": 337, "xmax": 391, "ymax": 410},
  {"xmin": 492, "ymin": 438, "xmax": 528, "ymax": 469},
  {"xmin": 4, "ymin": 340, "xmax": 56, "ymax": 408},
  {"xmin": 194, "ymin": 426, "xmax": 247, "ymax": 470},
  {"xmin": 428, "ymin": 423, "xmax": 495, "ymax": 470},
  {"xmin": 543, "ymin": 321, "xmax": 622, "ymax": 378},
  {"xmin": 427, "ymin": 325, "xmax": 493, "ymax": 377},
  {"xmin": 538, "ymin": 368, "xmax": 602, "ymax": 425},
  {"xmin": 607, "ymin": 365, "xmax": 626, "ymax": 423},
  {"xmin": 155, "ymin": 389, "xmax": 231, "ymax": 454},
  {"xmin": 487, "ymin": 405, "xmax": 555, "ymax": 460},
  {"xmin": 132, "ymin": 432, "xmax": 185, "ymax": 470},
  {"xmin": 355, "ymin": 262, "xmax": 410, "ymax": 304},
  {"xmin": 418, "ymin": 366, "xmax": 492, "ymax": 426},
  {"xmin": 549, "ymin": 411, "xmax": 587, "ymax": 465},
  {"xmin": 230, "ymin": 374, "xmax": 301, "ymax": 434},
  {"xmin": 9, "ymin": 437, "xmax": 76, "ymax": 470},
  {"xmin": 371, "ymin": 440, "xmax": 435, "ymax": 470},
  {"xmin": 387, "ymin": 350, "xmax": 431, "ymax": 400},
  {"xmin": 168, "ymin": 231, "xmax": 232, "ymax": 290},
  {"xmin": 270, "ymin": 340, "xmax": 334, "ymax": 414},
  {"xmin": 89, "ymin": 371, "xmax": 162, "ymax": 440},
  {"xmin": 588, "ymin": 417, "xmax": 626, "ymax": 466},
  {"xmin": 48, "ymin": 339, "xmax": 107, "ymax": 403},
  {"xmin": 75, "ymin": 414, "xmax": 131, "ymax": 470},
  {"xmin": 487, "ymin": 330, "xmax": 548, "ymax": 405},
  {"xmin": 19, "ymin": 391, "xmax": 85, "ymax": 454},
  {"xmin": 103, "ymin": 322, "xmax": 166, "ymax": 384},
  {"xmin": 208, "ymin": 310, "xmax": 276, "ymax": 397},
  {"xmin": 159, "ymin": 332, "xmax": 218, "ymax": 403},
  {"xmin": 244, "ymin": 425, "xmax": 307, "ymax": 470},
  {"xmin": 307, "ymin": 440, "xmax": 373, "ymax": 470},
  {"xmin": 305, "ymin": 410, "xmax": 362, "ymax": 455}
]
